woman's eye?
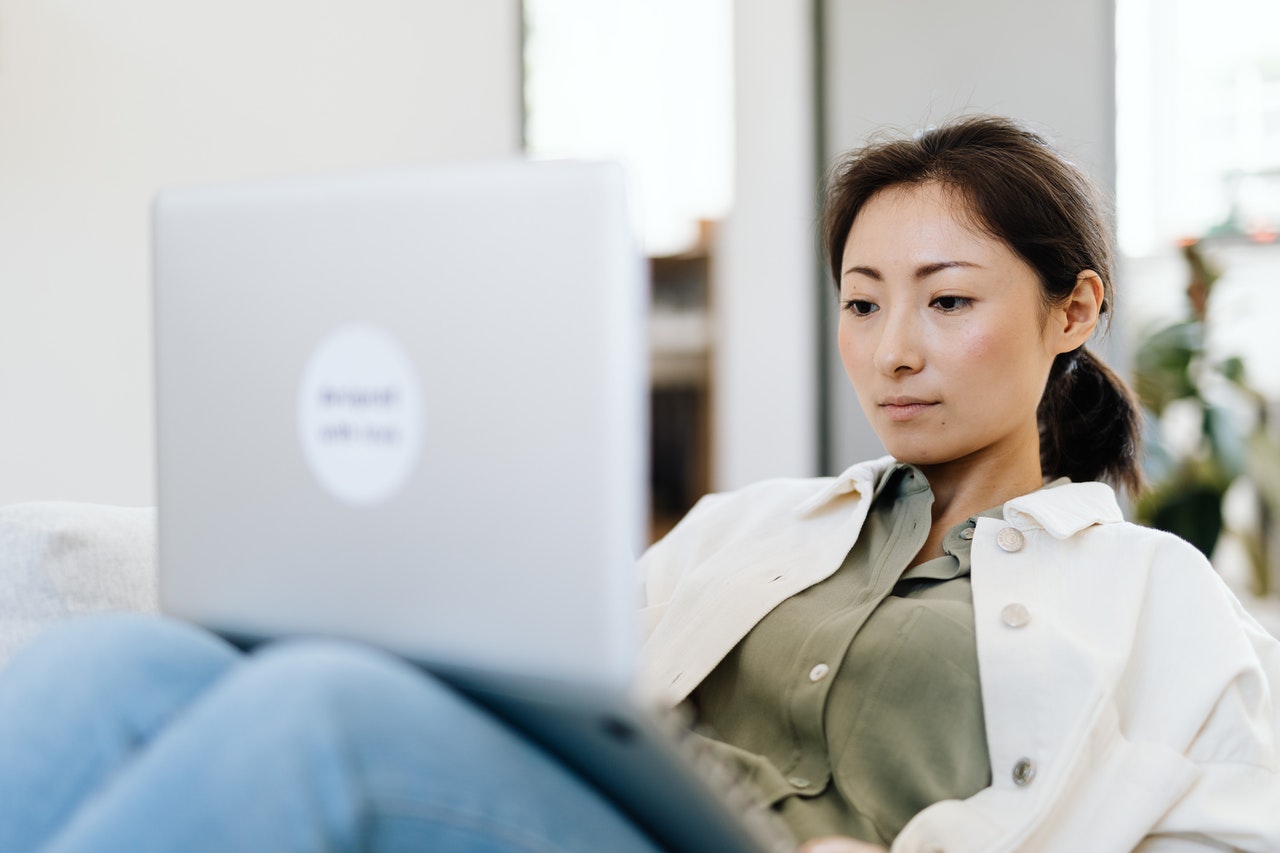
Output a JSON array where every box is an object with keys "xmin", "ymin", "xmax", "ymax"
[
  {"xmin": 842, "ymin": 299, "xmax": 878, "ymax": 316},
  {"xmin": 932, "ymin": 295, "xmax": 971, "ymax": 311}
]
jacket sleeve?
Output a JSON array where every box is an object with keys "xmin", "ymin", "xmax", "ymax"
[
  {"xmin": 635, "ymin": 491, "xmax": 732, "ymax": 635},
  {"xmin": 1096, "ymin": 531, "xmax": 1280, "ymax": 850},
  {"xmin": 1142, "ymin": 577, "xmax": 1280, "ymax": 850}
]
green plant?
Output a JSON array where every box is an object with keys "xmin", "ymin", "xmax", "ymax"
[{"xmin": 1132, "ymin": 241, "xmax": 1280, "ymax": 595}]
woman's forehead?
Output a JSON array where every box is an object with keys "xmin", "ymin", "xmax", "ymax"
[{"xmin": 842, "ymin": 183, "xmax": 1008, "ymax": 263}]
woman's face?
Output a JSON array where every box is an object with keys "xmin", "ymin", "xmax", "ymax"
[{"xmin": 837, "ymin": 181, "xmax": 1065, "ymax": 473}]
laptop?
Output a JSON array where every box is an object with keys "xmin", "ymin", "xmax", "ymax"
[{"xmin": 152, "ymin": 160, "xmax": 793, "ymax": 853}]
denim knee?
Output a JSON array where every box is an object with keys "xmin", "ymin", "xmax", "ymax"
[
  {"xmin": 217, "ymin": 643, "xmax": 663, "ymax": 853},
  {"xmin": 230, "ymin": 640, "xmax": 445, "ymax": 729},
  {"xmin": 0, "ymin": 613, "xmax": 239, "ymax": 703},
  {"xmin": 204, "ymin": 638, "xmax": 510, "ymax": 787}
]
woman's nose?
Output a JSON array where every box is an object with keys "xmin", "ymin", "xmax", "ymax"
[{"xmin": 873, "ymin": 311, "xmax": 924, "ymax": 376}]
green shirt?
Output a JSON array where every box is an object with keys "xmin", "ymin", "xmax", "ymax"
[{"xmin": 687, "ymin": 463, "xmax": 997, "ymax": 845}]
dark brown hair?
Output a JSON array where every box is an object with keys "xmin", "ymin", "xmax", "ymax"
[{"xmin": 820, "ymin": 115, "xmax": 1144, "ymax": 493}]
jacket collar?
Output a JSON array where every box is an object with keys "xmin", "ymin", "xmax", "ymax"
[
  {"xmin": 795, "ymin": 455, "xmax": 1124, "ymax": 536},
  {"xmin": 1002, "ymin": 481, "xmax": 1124, "ymax": 537},
  {"xmin": 793, "ymin": 455, "xmax": 896, "ymax": 515}
]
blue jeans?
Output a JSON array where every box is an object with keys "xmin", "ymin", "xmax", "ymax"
[{"xmin": 0, "ymin": 613, "xmax": 661, "ymax": 852}]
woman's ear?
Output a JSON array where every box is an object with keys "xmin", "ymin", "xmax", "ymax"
[{"xmin": 1052, "ymin": 270, "xmax": 1103, "ymax": 353}]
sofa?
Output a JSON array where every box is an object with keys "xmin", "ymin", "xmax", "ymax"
[{"xmin": 0, "ymin": 502, "xmax": 158, "ymax": 668}]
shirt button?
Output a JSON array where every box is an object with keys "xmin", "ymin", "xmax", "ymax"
[
  {"xmin": 808, "ymin": 663, "xmax": 830, "ymax": 683},
  {"xmin": 996, "ymin": 527, "xmax": 1025, "ymax": 552},
  {"xmin": 1001, "ymin": 603, "xmax": 1031, "ymax": 628},
  {"xmin": 1012, "ymin": 758, "xmax": 1036, "ymax": 786},
  {"xmin": 788, "ymin": 776, "xmax": 811, "ymax": 789},
  {"xmin": 959, "ymin": 527, "xmax": 974, "ymax": 540}
]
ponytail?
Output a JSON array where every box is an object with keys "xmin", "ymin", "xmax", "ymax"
[{"xmin": 1038, "ymin": 347, "xmax": 1145, "ymax": 494}]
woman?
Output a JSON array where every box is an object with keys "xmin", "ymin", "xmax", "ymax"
[
  {"xmin": 1, "ymin": 115, "xmax": 1276, "ymax": 852},
  {"xmin": 640, "ymin": 115, "xmax": 1280, "ymax": 851}
]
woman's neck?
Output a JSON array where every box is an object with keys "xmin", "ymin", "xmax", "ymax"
[{"xmin": 909, "ymin": 448, "xmax": 1045, "ymax": 566}]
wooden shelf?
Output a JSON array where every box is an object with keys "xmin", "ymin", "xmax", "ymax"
[{"xmin": 646, "ymin": 227, "xmax": 715, "ymax": 543}]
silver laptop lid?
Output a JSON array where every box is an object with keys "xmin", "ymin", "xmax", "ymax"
[{"xmin": 153, "ymin": 160, "xmax": 647, "ymax": 690}]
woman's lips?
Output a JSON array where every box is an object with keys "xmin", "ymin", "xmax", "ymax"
[{"xmin": 879, "ymin": 398, "xmax": 939, "ymax": 421}]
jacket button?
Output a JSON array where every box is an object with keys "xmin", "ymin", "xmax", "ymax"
[
  {"xmin": 959, "ymin": 527, "xmax": 975, "ymax": 540},
  {"xmin": 1012, "ymin": 757, "xmax": 1036, "ymax": 786},
  {"xmin": 996, "ymin": 527, "xmax": 1025, "ymax": 552},
  {"xmin": 1000, "ymin": 603, "xmax": 1031, "ymax": 628},
  {"xmin": 808, "ymin": 663, "xmax": 830, "ymax": 682},
  {"xmin": 788, "ymin": 776, "xmax": 811, "ymax": 789}
]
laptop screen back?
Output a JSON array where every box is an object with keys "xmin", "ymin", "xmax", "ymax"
[{"xmin": 153, "ymin": 161, "xmax": 647, "ymax": 690}]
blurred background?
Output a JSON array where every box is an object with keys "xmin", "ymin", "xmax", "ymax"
[{"xmin": 3, "ymin": 1, "xmax": 1278, "ymax": 598}]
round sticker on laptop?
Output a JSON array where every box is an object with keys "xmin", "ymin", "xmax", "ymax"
[{"xmin": 297, "ymin": 324, "xmax": 423, "ymax": 506}]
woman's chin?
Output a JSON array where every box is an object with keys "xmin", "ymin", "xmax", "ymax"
[{"xmin": 878, "ymin": 442, "xmax": 954, "ymax": 467}]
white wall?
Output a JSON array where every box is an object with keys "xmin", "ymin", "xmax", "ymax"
[
  {"xmin": 0, "ymin": 1, "xmax": 521, "ymax": 506},
  {"xmin": 821, "ymin": 0, "xmax": 1118, "ymax": 469},
  {"xmin": 711, "ymin": 0, "xmax": 818, "ymax": 490}
]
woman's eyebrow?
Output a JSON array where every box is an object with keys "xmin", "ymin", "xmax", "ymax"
[
  {"xmin": 843, "ymin": 265, "xmax": 882, "ymax": 280},
  {"xmin": 842, "ymin": 260, "xmax": 982, "ymax": 280},
  {"xmin": 916, "ymin": 260, "xmax": 981, "ymax": 278}
]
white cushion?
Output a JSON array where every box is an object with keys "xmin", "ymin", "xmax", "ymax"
[{"xmin": 0, "ymin": 502, "xmax": 158, "ymax": 666}]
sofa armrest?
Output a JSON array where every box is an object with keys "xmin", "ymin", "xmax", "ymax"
[{"xmin": 0, "ymin": 502, "xmax": 158, "ymax": 667}]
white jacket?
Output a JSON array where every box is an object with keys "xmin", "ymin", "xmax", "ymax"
[{"xmin": 638, "ymin": 457, "xmax": 1280, "ymax": 852}]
